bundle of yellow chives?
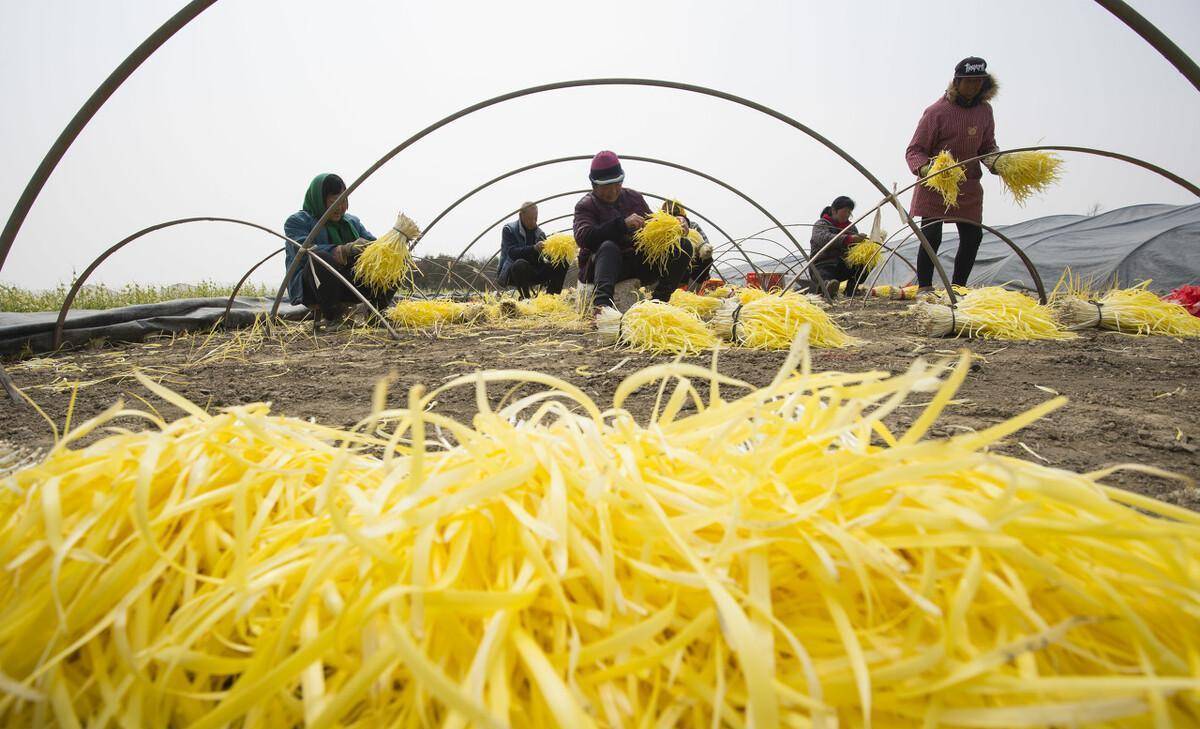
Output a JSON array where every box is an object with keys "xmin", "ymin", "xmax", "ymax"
[
  {"xmin": 995, "ymin": 151, "xmax": 1065, "ymax": 206},
  {"xmin": 385, "ymin": 299, "xmax": 467, "ymax": 329},
  {"xmin": 911, "ymin": 286, "xmax": 1075, "ymax": 340},
  {"xmin": 596, "ymin": 300, "xmax": 718, "ymax": 355},
  {"xmin": 895, "ymin": 284, "xmax": 920, "ymax": 300},
  {"xmin": 704, "ymin": 285, "xmax": 732, "ymax": 299},
  {"xmin": 685, "ymin": 228, "xmax": 703, "ymax": 247},
  {"xmin": 870, "ymin": 285, "xmax": 893, "ymax": 298},
  {"xmin": 352, "ymin": 212, "xmax": 421, "ymax": 292},
  {"xmin": 713, "ymin": 291, "xmax": 861, "ymax": 349},
  {"xmin": 845, "ymin": 239, "xmax": 884, "ymax": 270},
  {"xmin": 633, "ymin": 211, "xmax": 685, "ymax": 272},
  {"xmin": 668, "ymin": 289, "xmax": 722, "ymax": 319},
  {"xmin": 4, "ymin": 340, "xmax": 1199, "ymax": 727},
  {"xmin": 539, "ymin": 233, "xmax": 578, "ymax": 267},
  {"xmin": 922, "ymin": 150, "xmax": 967, "ymax": 209},
  {"xmin": 1054, "ymin": 282, "xmax": 1200, "ymax": 336}
]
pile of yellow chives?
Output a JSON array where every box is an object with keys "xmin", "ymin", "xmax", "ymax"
[
  {"xmin": 922, "ymin": 151, "xmax": 967, "ymax": 209},
  {"xmin": 539, "ymin": 234, "xmax": 578, "ymax": 268},
  {"xmin": 845, "ymin": 239, "xmax": 884, "ymax": 270},
  {"xmin": 3, "ymin": 339, "xmax": 1199, "ymax": 727},
  {"xmin": 633, "ymin": 212, "xmax": 685, "ymax": 272},
  {"xmin": 352, "ymin": 212, "xmax": 421, "ymax": 292},
  {"xmin": 713, "ymin": 292, "xmax": 861, "ymax": 349},
  {"xmin": 386, "ymin": 299, "xmax": 467, "ymax": 330},
  {"xmin": 911, "ymin": 286, "xmax": 1075, "ymax": 340},
  {"xmin": 596, "ymin": 300, "xmax": 718, "ymax": 355}
]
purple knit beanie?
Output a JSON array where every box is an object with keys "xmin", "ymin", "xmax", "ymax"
[{"xmin": 589, "ymin": 151, "xmax": 625, "ymax": 185}]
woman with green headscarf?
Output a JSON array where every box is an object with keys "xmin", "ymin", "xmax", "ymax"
[{"xmin": 284, "ymin": 173, "xmax": 391, "ymax": 324}]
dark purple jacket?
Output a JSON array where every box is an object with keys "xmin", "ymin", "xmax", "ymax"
[{"xmin": 572, "ymin": 188, "xmax": 651, "ymax": 282}]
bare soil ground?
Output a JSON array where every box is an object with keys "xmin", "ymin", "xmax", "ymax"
[{"xmin": 3, "ymin": 298, "xmax": 1198, "ymax": 508}]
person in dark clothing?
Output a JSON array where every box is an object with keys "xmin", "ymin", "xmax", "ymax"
[
  {"xmin": 661, "ymin": 199, "xmax": 714, "ymax": 289},
  {"xmin": 497, "ymin": 202, "xmax": 568, "ymax": 298},
  {"xmin": 283, "ymin": 173, "xmax": 397, "ymax": 324},
  {"xmin": 573, "ymin": 151, "xmax": 693, "ymax": 309},
  {"xmin": 809, "ymin": 195, "xmax": 867, "ymax": 298},
  {"xmin": 905, "ymin": 56, "xmax": 1001, "ymax": 291}
]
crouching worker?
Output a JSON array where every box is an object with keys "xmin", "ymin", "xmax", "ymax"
[
  {"xmin": 497, "ymin": 201, "xmax": 567, "ymax": 298},
  {"xmin": 573, "ymin": 151, "xmax": 692, "ymax": 310},
  {"xmin": 809, "ymin": 195, "xmax": 867, "ymax": 298},
  {"xmin": 284, "ymin": 173, "xmax": 398, "ymax": 326},
  {"xmin": 661, "ymin": 200, "xmax": 714, "ymax": 289}
]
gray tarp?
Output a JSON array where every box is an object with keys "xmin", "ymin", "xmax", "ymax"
[
  {"xmin": 0, "ymin": 298, "xmax": 309, "ymax": 356},
  {"xmin": 721, "ymin": 203, "xmax": 1200, "ymax": 294},
  {"xmin": 874, "ymin": 203, "xmax": 1200, "ymax": 293}
]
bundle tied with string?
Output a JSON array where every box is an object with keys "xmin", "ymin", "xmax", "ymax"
[
  {"xmin": 922, "ymin": 150, "xmax": 967, "ymax": 209},
  {"xmin": 994, "ymin": 151, "xmax": 1065, "ymax": 206},
  {"xmin": 596, "ymin": 300, "xmax": 718, "ymax": 355},
  {"xmin": 4, "ymin": 336, "xmax": 1199, "ymax": 727},
  {"xmin": 353, "ymin": 212, "xmax": 421, "ymax": 292},
  {"xmin": 386, "ymin": 299, "xmax": 467, "ymax": 330},
  {"xmin": 633, "ymin": 211, "xmax": 685, "ymax": 272},
  {"xmin": 539, "ymin": 233, "xmax": 578, "ymax": 268},
  {"xmin": 1054, "ymin": 283, "xmax": 1200, "ymax": 336},
  {"xmin": 713, "ymin": 291, "xmax": 860, "ymax": 349},
  {"xmin": 911, "ymin": 286, "xmax": 1075, "ymax": 340}
]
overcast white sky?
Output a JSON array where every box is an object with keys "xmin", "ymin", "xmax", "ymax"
[{"xmin": 1, "ymin": 0, "xmax": 1198, "ymax": 289}]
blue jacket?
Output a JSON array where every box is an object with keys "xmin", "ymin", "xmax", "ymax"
[
  {"xmin": 497, "ymin": 220, "xmax": 546, "ymax": 285},
  {"xmin": 282, "ymin": 211, "xmax": 374, "ymax": 303}
]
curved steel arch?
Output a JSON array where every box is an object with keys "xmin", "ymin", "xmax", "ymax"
[
  {"xmin": 861, "ymin": 216, "xmax": 1049, "ymax": 303},
  {"xmin": 712, "ymin": 235, "xmax": 920, "ymax": 284},
  {"xmin": 224, "ymin": 246, "xmax": 285, "ymax": 315},
  {"xmin": 1095, "ymin": 0, "xmax": 1200, "ymax": 94},
  {"xmin": 787, "ymin": 143, "xmax": 1200, "ymax": 292},
  {"xmin": 413, "ymin": 153, "xmax": 800, "ymax": 279},
  {"xmin": 271, "ymin": 77, "xmax": 962, "ymax": 319},
  {"xmin": 220, "ymin": 250, "xmax": 488, "ymax": 316},
  {"xmin": 443, "ymin": 190, "xmax": 752, "ymax": 292},
  {"xmin": 53, "ymin": 217, "xmax": 400, "ymax": 349}
]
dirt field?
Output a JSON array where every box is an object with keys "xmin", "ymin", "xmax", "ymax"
[{"xmin": 3, "ymin": 298, "xmax": 1198, "ymax": 508}]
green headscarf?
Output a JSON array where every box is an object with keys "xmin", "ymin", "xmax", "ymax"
[{"xmin": 302, "ymin": 173, "xmax": 358, "ymax": 247}]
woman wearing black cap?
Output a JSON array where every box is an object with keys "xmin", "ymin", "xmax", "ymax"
[
  {"xmin": 809, "ymin": 196, "xmax": 867, "ymax": 298},
  {"xmin": 905, "ymin": 57, "xmax": 1001, "ymax": 293}
]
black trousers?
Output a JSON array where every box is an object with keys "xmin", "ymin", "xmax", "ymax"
[
  {"xmin": 506, "ymin": 258, "xmax": 569, "ymax": 298},
  {"xmin": 592, "ymin": 239, "xmax": 693, "ymax": 308},
  {"xmin": 916, "ymin": 218, "xmax": 983, "ymax": 288},
  {"xmin": 301, "ymin": 249, "xmax": 397, "ymax": 316},
  {"xmin": 812, "ymin": 257, "xmax": 866, "ymax": 297}
]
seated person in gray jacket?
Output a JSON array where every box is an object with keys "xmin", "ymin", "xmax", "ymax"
[{"xmin": 497, "ymin": 202, "xmax": 568, "ymax": 298}]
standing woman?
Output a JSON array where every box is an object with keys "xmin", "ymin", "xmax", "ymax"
[{"xmin": 905, "ymin": 57, "xmax": 1000, "ymax": 292}]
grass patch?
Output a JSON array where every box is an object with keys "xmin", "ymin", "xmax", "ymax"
[{"xmin": 0, "ymin": 281, "xmax": 277, "ymax": 313}]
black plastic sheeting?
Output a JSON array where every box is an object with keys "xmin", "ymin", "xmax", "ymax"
[
  {"xmin": 872, "ymin": 203, "xmax": 1200, "ymax": 293},
  {"xmin": 0, "ymin": 298, "xmax": 309, "ymax": 356}
]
